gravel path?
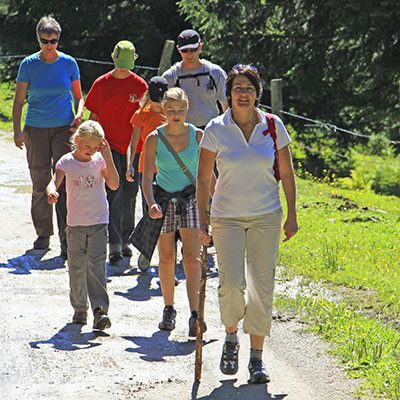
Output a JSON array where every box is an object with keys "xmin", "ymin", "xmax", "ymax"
[{"xmin": 0, "ymin": 135, "xmax": 360, "ymax": 399}]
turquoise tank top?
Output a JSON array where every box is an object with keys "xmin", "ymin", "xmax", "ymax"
[{"xmin": 155, "ymin": 124, "xmax": 199, "ymax": 193}]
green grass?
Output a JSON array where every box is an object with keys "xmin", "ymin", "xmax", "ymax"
[
  {"xmin": 0, "ymin": 82, "xmax": 17, "ymax": 134},
  {"xmin": 277, "ymin": 174, "xmax": 400, "ymax": 399}
]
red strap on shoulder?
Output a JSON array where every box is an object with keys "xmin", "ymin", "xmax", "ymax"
[{"xmin": 264, "ymin": 113, "xmax": 281, "ymax": 182}]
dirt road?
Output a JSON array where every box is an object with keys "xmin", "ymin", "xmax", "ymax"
[{"xmin": 0, "ymin": 135, "xmax": 359, "ymax": 399}]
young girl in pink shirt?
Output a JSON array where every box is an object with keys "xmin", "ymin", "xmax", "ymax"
[{"xmin": 46, "ymin": 120, "xmax": 119, "ymax": 330}]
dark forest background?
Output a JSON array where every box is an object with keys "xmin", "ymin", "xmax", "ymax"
[{"xmin": 1, "ymin": 0, "xmax": 399, "ymax": 191}]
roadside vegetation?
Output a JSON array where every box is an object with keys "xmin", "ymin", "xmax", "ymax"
[
  {"xmin": 0, "ymin": 81, "xmax": 17, "ymax": 133},
  {"xmin": 277, "ymin": 175, "xmax": 400, "ymax": 399}
]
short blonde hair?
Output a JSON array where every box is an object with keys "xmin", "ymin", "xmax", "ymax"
[
  {"xmin": 72, "ymin": 120, "xmax": 104, "ymax": 145},
  {"xmin": 163, "ymin": 87, "xmax": 188, "ymax": 106}
]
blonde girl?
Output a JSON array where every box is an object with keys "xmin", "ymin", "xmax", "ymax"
[
  {"xmin": 46, "ymin": 120, "xmax": 118, "ymax": 330},
  {"xmin": 141, "ymin": 87, "xmax": 206, "ymax": 337}
]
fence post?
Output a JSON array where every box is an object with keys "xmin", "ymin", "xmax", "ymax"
[
  {"xmin": 158, "ymin": 40, "xmax": 175, "ymax": 76},
  {"xmin": 271, "ymin": 79, "xmax": 283, "ymax": 119}
]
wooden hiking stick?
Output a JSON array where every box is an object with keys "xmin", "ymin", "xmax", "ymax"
[{"xmin": 194, "ymin": 243, "xmax": 208, "ymax": 381}]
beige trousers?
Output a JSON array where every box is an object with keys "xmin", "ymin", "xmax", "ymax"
[{"xmin": 211, "ymin": 208, "xmax": 283, "ymax": 337}]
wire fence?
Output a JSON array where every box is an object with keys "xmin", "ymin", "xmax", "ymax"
[
  {"xmin": 259, "ymin": 103, "xmax": 400, "ymax": 168},
  {"xmin": 260, "ymin": 103, "xmax": 400, "ymax": 145},
  {"xmin": 0, "ymin": 54, "xmax": 159, "ymax": 71}
]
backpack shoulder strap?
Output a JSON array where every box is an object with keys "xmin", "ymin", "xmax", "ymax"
[
  {"xmin": 265, "ymin": 113, "xmax": 277, "ymax": 140},
  {"xmin": 264, "ymin": 113, "xmax": 281, "ymax": 182},
  {"xmin": 174, "ymin": 60, "xmax": 216, "ymax": 89}
]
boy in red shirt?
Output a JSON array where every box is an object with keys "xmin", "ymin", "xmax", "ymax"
[{"xmin": 85, "ymin": 40, "xmax": 148, "ymax": 262}]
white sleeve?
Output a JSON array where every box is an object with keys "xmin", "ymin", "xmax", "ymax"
[
  {"xmin": 274, "ymin": 115, "xmax": 292, "ymax": 150},
  {"xmin": 200, "ymin": 123, "xmax": 218, "ymax": 153}
]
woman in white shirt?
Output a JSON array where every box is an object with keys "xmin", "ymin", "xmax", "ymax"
[{"xmin": 197, "ymin": 65, "xmax": 298, "ymax": 384}]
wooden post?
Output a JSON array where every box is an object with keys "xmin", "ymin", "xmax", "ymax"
[
  {"xmin": 158, "ymin": 40, "xmax": 175, "ymax": 76},
  {"xmin": 271, "ymin": 79, "xmax": 283, "ymax": 119}
]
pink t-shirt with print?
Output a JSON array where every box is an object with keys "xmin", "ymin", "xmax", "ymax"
[{"xmin": 56, "ymin": 152, "xmax": 109, "ymax": 227}]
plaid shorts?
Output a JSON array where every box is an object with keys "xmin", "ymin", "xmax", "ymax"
[{"xmin": 160, "ymin": 198, "xmax": 200, "ymax": 234}]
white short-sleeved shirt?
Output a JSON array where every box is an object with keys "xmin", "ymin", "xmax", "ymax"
[
  {"xmin": 56, "ymin": 152, "xmax": 109, "ymax": 227},
  {"xmin": 200, "ymin": 108, "xmax": 291, "ymax": 218}
]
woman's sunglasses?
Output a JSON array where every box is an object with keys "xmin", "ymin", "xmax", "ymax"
[
  {"xmin": 233, "ymin": 64, "xmax": 258, "ymax": 73},
  {"xmin": 39, "ymin": 37, "xmax": 59, "ymax": 45}
]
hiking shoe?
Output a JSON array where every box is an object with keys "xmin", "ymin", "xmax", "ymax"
[
  {"xmin": 33, "ymin": 236, "xmax": 49, "ymax": 249},
  {"xmin": 248, "ymin": 358, "xmax": 270, "ymax": 384},
  {"xmin": 109, "ymin": 243, "xmax": 123, "ymax": 263},
  {"xmin": 122, "ymin": 243, "xmax": 133, "ymax": 257},
  {"xmin": 220, "ymin": 340, "xmax": 240, "ymax": 375},
  {"xmin": 72, "ymin": 311, "xmax": 87, "ymax": 325},
  {"xmin": 158, "ymin": 305, "xmax": 177, "ymax": 331},
  {"xmin": 60, "ymin": 239, "xmax": 68, "ymax": 260},
  {"xmin": 93, "ymin": 308, "xmax": 111, "ymax": 330},
  {"xmin": 138, "ymin": 253, "xmax": 150, "ymax": 272},
  {"xmin": 188, "ymin": 311, "xmax": 207, "ymax": 337}
]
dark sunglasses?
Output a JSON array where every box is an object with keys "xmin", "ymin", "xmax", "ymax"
[
  {"xmin": 180, "ymin": 47, "xmax": 199, "ymax": 53},
  {"xmin": 233, "ymin": 64, "xmax": 258, "ymax": 73},
  {"xmin": 39, "ymin": 37, "xmax": 59, "ymax": 45}
]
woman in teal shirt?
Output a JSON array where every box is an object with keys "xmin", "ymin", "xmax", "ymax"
[
  {"xmin": 142, "ymin": 87, "xmax": 206, "ymax": 338},
  {"xmin": 12, "ymin": 15, "xmax": 84, "ymax": 257}
]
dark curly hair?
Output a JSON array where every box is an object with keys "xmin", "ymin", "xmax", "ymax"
[{"xmin": 225, "ymin": 65, "xmax": 262, "ymax": 108}]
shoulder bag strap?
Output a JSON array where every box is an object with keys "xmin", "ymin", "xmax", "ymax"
[{"xmin": 156, "ymin": 127, "xmax": 196, "ymax": 186}]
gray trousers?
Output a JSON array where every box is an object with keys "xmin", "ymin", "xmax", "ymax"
[
  {"xmin": 211, "ymin": 209, "xmax": 283, "ymax": 337},
  {"xmin": 66, "ymin": 224, "xmax": 109, "ymax": 314},
  {"xmin": 24, "ymin": 125, "xmax": 72, "ymax": 242}
]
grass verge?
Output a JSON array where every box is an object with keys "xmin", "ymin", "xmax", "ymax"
[
  {"xmin": 0, "ymin": 82, "xmax": 17, "ymax": 134},
  {"xmin": 277, "ymin": 176, "xmax": 400, "ymax": 399}
]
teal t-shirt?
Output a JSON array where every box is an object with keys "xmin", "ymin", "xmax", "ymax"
[
  {"xmin": 17, "ymin": 52, "xmax": 80, "ymax": 128},
  {"xmin": 155, "ymin": 124, "xmax": 199, "ymax": 193}
]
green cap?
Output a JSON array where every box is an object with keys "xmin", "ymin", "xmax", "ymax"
[{"xmin": 113, "ymin": 40, "xmax": 138, "ymax": 70}]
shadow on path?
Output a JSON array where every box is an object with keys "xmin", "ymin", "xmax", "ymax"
[
  {"xmin": 114, "ymin": 268, "xmax": 162, "ymax": 301},
  {"xmin": 192, "ymin": 379, "xmax": 287, "ymax": 400},
  {"xmin": 29, "ymin": 323, "xmax": 107, "ymax": 351},
  {"xmin": 0, "ymin": 248, "xmax": 65, "ymax": 274},
  {"xmin": 123, "ymin": 331, "xmax": 217, "ymax": 362}
]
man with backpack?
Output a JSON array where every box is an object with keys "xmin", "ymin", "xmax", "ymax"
[{"xmin": 162, "ymin": 29, "xmax": 228, "ymax": 130}]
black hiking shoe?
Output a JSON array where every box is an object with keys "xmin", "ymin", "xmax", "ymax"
[
  {"xmin": 72, "ymin": 311, "xmax": 87, "ymax": 325},
  {"xmin": 122, "ymin": 243, "xmax": 133, "ymax": 257},
  {"xmin": 33, "ymin": 236, "xmax": 49, "ymax": 249},
  {"xmin": 220, "ymin": 340, "xmax": 240, "ymax": 375},
  {"xmin": 93, "ymin": 307, "xmax": 111, "ymax": 330},
  {"xmin": 158, "ymin": 305, "xmax": 177, "ymax": 331},
  {"xmin": 188, "ymin": 311, "xmax": 207, "ymax": 337},
  {"xmin": 248, "ymin": 358, "xmax": 270, "ymax": 384}
]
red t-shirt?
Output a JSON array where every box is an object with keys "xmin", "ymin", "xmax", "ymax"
[
  {"xmin": 85, "ymin": 71, "xmax": 148, "ymax": 154},
  {"xmin": 130, "ymin": 107, "xmax": 166, "ymax": 173}
]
